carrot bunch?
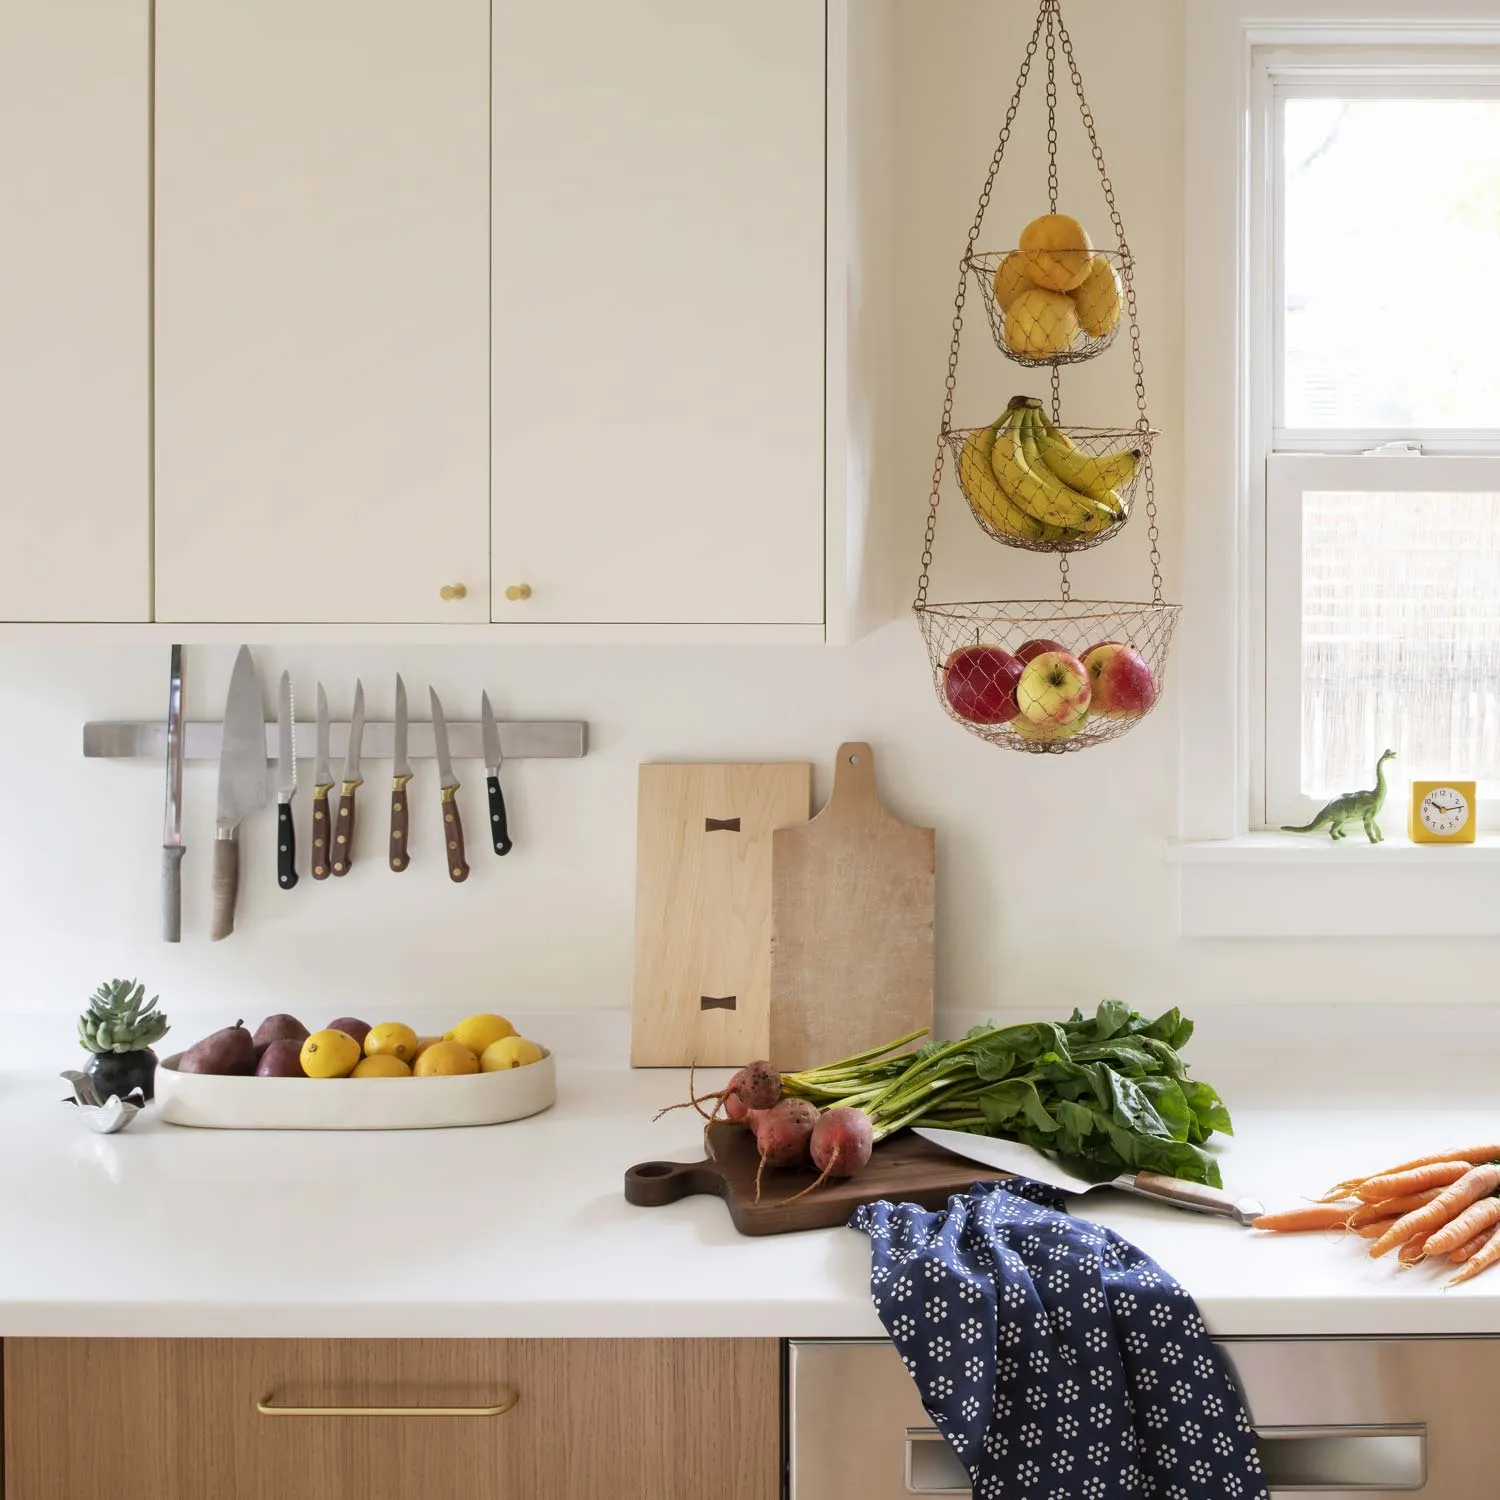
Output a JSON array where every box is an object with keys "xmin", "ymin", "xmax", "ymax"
[{"xmin": 1253, "ymin": 1145, "xmax": 1500, "ymax": 1287}]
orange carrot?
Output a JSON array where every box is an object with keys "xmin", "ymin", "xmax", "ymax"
[
  {"xmin": 1253, "ymin": 1203, "xmax": 1358, "ymax": 1233},
  {"xmin": 1449, "ymin": 1229, "xmax": 1493, "ymax": 1266},
  {"xmin": 1324, "ymin": 1146, "xmax": 1500, "ymax": 1199},
  {"xmin": 1447, "ymin": 1222, "xmax": 1500, "ymax": 1287},
  {"xmin": 1425, "ymin": 1197, "xmax": 1500, "ymax": 1257},
  {"xmin": 1354, "ymin": 1161, "xmax": 1474, "ymax": 1203},
  {"xmin": 1397, "ymin": 1231, "xmax": 1432, "ymax": 1266},
  {"xmin": 1347, "ymin": 1189, "xmax": 1444, "ymax": 1228},
  {"xmin": 1356, "ymin": 1218, "xmax": 1399, "ymax": 1240},
  {"xmin": 1370, "ymin": 1164, "xmax": 1500, "ymax": 1259}
]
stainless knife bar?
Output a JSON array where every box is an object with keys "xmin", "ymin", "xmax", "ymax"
[{"xmin": 84, "ymin": 721, "xmax": 587, "ymax": 762}]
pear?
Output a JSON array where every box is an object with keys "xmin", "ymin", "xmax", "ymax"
[
  {"xmin": 255, "ymin": 1037, "xmax": 306, "ymax": 1078},
  {"xmin": 177, "ymin": 1020, "xmax": 255, "ymax": 1076},
  {"xmin": 252, "ymin": 1013, "xmax": 309, "ymax": 1050}
]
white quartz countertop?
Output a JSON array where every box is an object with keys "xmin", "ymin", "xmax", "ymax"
[{"xmin": 8, "ymin": 1011, "xmax": 1500, "ymax": 1339}]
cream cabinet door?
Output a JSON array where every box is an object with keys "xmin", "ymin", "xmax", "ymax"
[
  {"xmin": 0, "ymin": 0, "xmax": 149, "ymax": 622},
  {"xmin": 491, "ymin": 0, "xmax": 827, "ymax": 626},
  {"xmin": 154, "ymin": 0, "xmax": 490, "ymax": 624}
]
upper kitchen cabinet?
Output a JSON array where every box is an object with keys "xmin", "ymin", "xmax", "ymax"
[
  {"xmin": 0, "ymin": 0, "xmax": 150, "ymax": 622},
  {"xmin": 153, "ymin": 0, "xmax": 490, "ymax": 624},
  {"xmin": 490, "ymin": 0, "xmax": 829, "ymax": 627}
]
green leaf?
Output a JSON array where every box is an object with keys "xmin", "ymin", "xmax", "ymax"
[
  {"xmin": 1090, "ymin": 999, "xmax": 1135, "ymax": 1041},
  {"xmin": 1182, "ymin": 1078, "xmax": 1234, "ymax": 1139},
  {"xmin": 1141, "ymin": 1008, "xmax": 1195, "ymax": 1050},
  {"xmin": 1138, "ymin": 1076, "xmax": 1194, "ymax": 1143},
  {"xmin": 1107, "ymin": 1071, "xmax": 1171, "ymax": 1140},
  {"xmin": 979, "ymin": 1080, "xmax": 1060, "ymax": 1135}
]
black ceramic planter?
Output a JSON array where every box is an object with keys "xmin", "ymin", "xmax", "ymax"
[{"xmin": 83, "ymin": 1047, "xmax": 158, "ymax": 1103}]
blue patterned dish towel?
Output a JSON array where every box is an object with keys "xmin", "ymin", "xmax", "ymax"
[{"xmin": 852, "ymin": 1178, "xmax": 1269, "ymax": 1500}]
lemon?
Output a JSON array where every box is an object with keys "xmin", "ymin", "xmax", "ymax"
[
  {"xmin": 412, "ymin": 1035, "xmax": 444, "ymax": 1060},
  {"xmin": 991, "ymin": 250, "xmax": 1032, "ymax": 312},
  {"xmin": 364, "ymin": 1021, "xmax": 419, "ymax": 1063},
  {"xmin": 1071, "ymin": 254, "xmax": 1122, "ymax": 337},
  {"xmin": 300, "ymin": 1029, "xmax": 362, "ymax": 1079},
  {"xmin": 480, "ymin": 1036, "xmax": 545, "ymax": 1071},
  {"xmin": 1004, "ymin": 287, "xmax": 1079, "ymax": 359},
  {"xmin": 445, "ymin": 1013, "xmax": 515, "ymax": 1056},
  {"xmin": 1018, "ymin": 212, "xmax": 1094, "ymax": 291},
  {"xmin": 413, "ymin": 1039, "xmax": 480, "ymax": 1077},
  {"xmin": 351, "ymin": 1054, "xmax": 411, "ymax": 1079}
]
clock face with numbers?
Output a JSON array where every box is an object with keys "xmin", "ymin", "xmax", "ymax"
[{"xmin": 1420, "ymin": 787, "xmax": 1470, "ymax": 837}]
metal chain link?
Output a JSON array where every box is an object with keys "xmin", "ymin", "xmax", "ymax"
[
  {"xmin": 913, "ymin": 2, "xmax": 1048, "ymax": 612},
  {"xmin": 1045, "ymin": 8, "xmax": 1059, "ymax": 216}
]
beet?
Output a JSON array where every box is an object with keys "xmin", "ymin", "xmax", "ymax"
[
  {"xmin": 810, "ymin": 1107, "xmax": 874, "ymax": 1179},
  {"xmin": 723, "ymin": 1090, "xmax": 752, "ymax": 1125},
  {"xmin": 734, "ymin": 1059, "xmax": 782, "ymax": 1111},
  {"xmin": 754, "ymin": 1098, "xmax": 818, "ymax": 1168}
]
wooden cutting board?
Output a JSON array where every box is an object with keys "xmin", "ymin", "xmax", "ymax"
[
  {"xmin": 631, "ymin": 762, "xmax": 812, "ymax": 1066},
  {"xmin": 770, "ymin": 743, "xmax": 934, "ymax": 1071},
  {"xmin": 624, "ymin": 1122, "xmax": 1005, "ymax": 1235}
]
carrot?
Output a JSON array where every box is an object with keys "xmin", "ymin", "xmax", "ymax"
[
  {"xmin": 1449, "ymin": 1229, "xmax": 1493, "ymax": 1266},
  {"xmin": 1425, "ymin": 1196, "xmax": 1500, "ymax": 1258},
  {"xmin": 1347, "ymin": 1189, "xmax": 1444, "ymax": 1228},
  {"xmin": 1447, "ymin": 1222, "xmax": 1500, "ymax": 1287},
  {"xmin": 1397, "ymin": 1231, "xmax": 1432, "ymax": 1266},
  {"xmin": 1370, "ymin": 1164, "xmax": 1500, "ymax": 1259},
  {"xmin": 1252, "ymin": 1203, "xmax": 1358, "ymax": 1233},
  {"xmin": 1354, "ymin": 1161, "xmax": 1474, "ymax": 1203},
  {"xmin": 1324, "ymin": 1146, "xmax": 1500, "ymax": 1200},
  {"xmin": 1356, "ymin": 1218, "xmax": 1398, "ymax": 1240}
]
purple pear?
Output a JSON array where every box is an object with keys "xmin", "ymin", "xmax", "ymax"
[{"xmin": 255, "ymin": 1037, "xmax": 306, "ymax": 1078}]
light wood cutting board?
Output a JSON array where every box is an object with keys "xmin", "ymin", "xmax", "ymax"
[
  {"xmin": 770, "ymin": 743, "xmax": 934, "ymax": 1071},
  {"xmin": 631, "ymin": 763, "xmax": 811, "ymax": 1067}
]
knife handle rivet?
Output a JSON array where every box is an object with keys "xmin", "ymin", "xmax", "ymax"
[{"xmin": 439, "ymin": 583, "xmax": 468, "ymax": 601}]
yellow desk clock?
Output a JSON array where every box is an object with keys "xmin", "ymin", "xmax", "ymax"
[{"xmin": 1409, "ymin": 781, "xmax": 1478, "ymax": 844}]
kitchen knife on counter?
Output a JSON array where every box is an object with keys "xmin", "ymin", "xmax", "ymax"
[
  {"xmin": 275, "ymin": 671, "xmax": 298, "ymax": 890},
  {"xmin": 429, "ymin": 687, "xmax": 469, "ymax": 883},
  {"xmin": 161, "ymin": 644, "xmax": 186, "ymax": 942},
  {"xmin": 331, "ymin": 680, "xmax": 365, "ymax": 876},
  {"xmin": 913, "ymin": 1127, "xmax": 1266, "ymax": 1225},
  {"xmin": 389, "ymin": 674, "xmax": 413, "ymax": 872},
  {"xmin": 481, "ymin": 691, "xmax": 513, "ymax": 856},
  {"xmin": 311, "ymin": 683, "xmax": 334, "ymax": 880},
  {"xmin": 210, "ymin": 645, "xmax": 268, "ymax": 941}
]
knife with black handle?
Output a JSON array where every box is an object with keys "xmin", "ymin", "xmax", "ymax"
[
  {"xmin": 275, "ymin": 671, "xmax": 298, "ymax": 890},
  {"xmin": 481, "ymin": 690, "xmax": 513, "ymax": 856}
]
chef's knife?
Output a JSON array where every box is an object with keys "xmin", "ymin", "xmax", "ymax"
[
  {"xmin": 331, "ymin": 680, "xmax": 365, "ymax": 876},
  {"xmin": 311, "ymin": 683, "xmax": 334, "ymax": 880},
  {"xmin": 480, "ymin": 691, "xmax": 513, "ymax": 856},
  {"xmin": 275, "ymin": 671, "xmax": 298, "ymax": 890},
  {"xmin": 429, "ymin": 687, "xmax": 469, "ymax": 883},
  {"xmin": 389, "ymin": 673, "xmax": 413, "ymax": 872},
  {"xmin": 211, "ymin": 645, "xmax": 268, "ymax": 942},
  {"xmin": 161, "ymin": 644, "xmax": 186, "ymax": 942},
  {"xmin": 913, "ymin": 1127, "xmax": 1265, "ymax": 1226}
]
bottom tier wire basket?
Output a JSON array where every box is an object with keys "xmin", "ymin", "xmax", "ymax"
[{"xmin": 916, "ymin": 599, "xmax": 1181, "ymax": 753}]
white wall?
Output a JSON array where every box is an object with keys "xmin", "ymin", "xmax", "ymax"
[{"xmin": 3, "ymin": 0, "xmax": 1488, "ymax": 1036}]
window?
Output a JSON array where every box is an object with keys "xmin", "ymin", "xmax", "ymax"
[{"xmin": 1256, "ymin": 57, "xmax": 1500, "ymax": 829}]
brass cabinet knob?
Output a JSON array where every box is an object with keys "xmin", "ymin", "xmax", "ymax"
[
  {"xmin": 504, "ymin": 583, "xmax": 532, "ymax": 602},
  {"xmin": 439, "ymin": 583, "xmax": 467, "ymax": 601}
]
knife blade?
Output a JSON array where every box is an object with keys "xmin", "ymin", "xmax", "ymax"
[
  {"xmin": 913, "ymin": 1128, "xmax": 1265, "ymax": 1225},
  {"xmin": 311, "ymin": 683, "xmax": 334, "ymax": 880},
  {"xmin": 480, "ymin": 690, "xmax": 513, "ymax": 857},
  {"xmin": 275, "ymin": 671, "xmax": 298, "ymax": 890},
  {"xmin": 331, "ymin": 680, "xmax": 365, "ymax": 876},
  {"xmin": 211, "ymin": 645, "xmax": 268, "ymax": 941},
  {"xmin": 161, "ymin": 644, "xmax": 186, "ymax": 942},
  {"xmin": 389, "ymin": 674, "xmax": 413, "ymax": 873},
  {"xmin": 429, "ymin": 687, "xmax": 469, "ymax": 883}
]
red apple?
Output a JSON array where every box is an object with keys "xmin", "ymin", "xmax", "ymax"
[
  {"xmin": 1082, "ymin": 641, "xmax": 1157, "ymax": 719},
  {"xmin": 942, "ymin": 644, "xmax": 1022, "ymax": 725},
  {"xmin": 1016, "ymin": 649, "xmax": 1091, "ymax": 735},
  {"xmin": 1015, "ymin": 638, "xmax": 1067, "ymax": 666}
]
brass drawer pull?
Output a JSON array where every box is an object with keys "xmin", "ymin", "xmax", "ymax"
[{"xmin": 257, "ymin": 1388, "xmax": 518, "ymax": 1418}]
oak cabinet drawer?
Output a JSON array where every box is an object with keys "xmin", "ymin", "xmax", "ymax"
[{"xmin": 4, "ymin": 1338, "xmax": 779, "ymax": 1500}]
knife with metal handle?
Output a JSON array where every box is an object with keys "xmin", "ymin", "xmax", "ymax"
[
  {"xmin": 390, "ymin": 674, "xmax": 413, "ymax": 872},
  {"xmin": 161, "ymin": 644, "xmax": 186, "ymax": 942},
  {"xmin": 275, "ymin": 671, "xmax": 298, "ymax": 890},
  {"xmin": 331, "ymin": 679, "xmax": 365, "ymax": 877},
  {"xmin": 211, "ymin": 645, "xmax": 268, "ymax": 941},
  {"xmin": 480, "ymin": 690, "xmax": 513, "ymax": 856},
  {"xmin": 429, "ymin": 687, "xmax": 469, "ymax": 883}
]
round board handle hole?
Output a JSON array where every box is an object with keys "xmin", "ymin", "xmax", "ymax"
[{"xmin": 631, "ymin": 1162, "xmax": 676, "ymax": 1179}]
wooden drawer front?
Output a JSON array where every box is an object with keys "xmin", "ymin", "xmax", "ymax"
[{"xmin": 4, "ymin": 1338, "xmax": 779, "ymax": 1500}]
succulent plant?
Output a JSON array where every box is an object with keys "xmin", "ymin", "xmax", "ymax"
[{"xmin": 78, "ymin": 978, "xmax": 169, "ymax": 1055}]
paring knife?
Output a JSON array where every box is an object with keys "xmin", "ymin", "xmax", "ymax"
[
  {"xmin": 311, "ymin": 684, "xmax": 334, "ymax": 880},
  {"xmin": 913, "ymin": 1127, "xmax": 1266, "ymax": 1226},
  {"xmin": 331, "ymin": 680, "xmax": 365, "ymax": 876},
  {"xmin": 481, "ymin": 690, "xmax": 513, "ymax": 856},
  {"xmin": 389, "ymin": 674, "xmax": 413, "ymax": 872},
  {"xmin": 429, "ymin": 687, "xmax": 469, "ymax": 883},
  {"xmin": 211, "ymin": 645, "xmax": 268, "ymax": 942},
  {"xmin": 161, "ymin": 644, "xmax": 186, "ymax": 943},
  {"xmin": 275, "ymin": 671, "xmax": 298, "ymax": 890}
]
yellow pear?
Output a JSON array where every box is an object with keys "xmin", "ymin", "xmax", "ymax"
[{"xmin": 1018, "ymin": 213, "xmax": 1094, "ymax": 292}]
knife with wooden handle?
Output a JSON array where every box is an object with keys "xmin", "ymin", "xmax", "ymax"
[
  {"xmin": 331, "ymin": 680, "xmax": 365, "ymax": 877},
  {"xmin": 312, "ymin": 683, "xmax": 334, "ymax": 880},
  {"xmin": 430, "ymin": 688, "xmax": 469, "ymax": 883},
  {"xmin": 390, "ymin": 674, "xmax": 413, "ymax": 872}
]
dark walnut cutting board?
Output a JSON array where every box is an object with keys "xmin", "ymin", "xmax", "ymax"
[{"xmin": 624, "ymin": 1122, "xmax": 1006, "ymax": 1236}]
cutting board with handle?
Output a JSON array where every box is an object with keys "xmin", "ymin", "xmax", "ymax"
[
  {"xmin": 625, "ymin": 1122, "xmax": 1006, "ymax": 1235},
  {"xmin": 770, "ymin": 743, "xmax": 934, "ymax": 1071},
  {"xmin": 631, "ymin": 762, "xmax": 812, "ymax": 1066}
]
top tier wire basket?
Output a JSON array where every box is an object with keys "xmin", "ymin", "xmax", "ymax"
[{"xmin": 967, "ymin": 247, "xmax": 1127, "ymax": 367}]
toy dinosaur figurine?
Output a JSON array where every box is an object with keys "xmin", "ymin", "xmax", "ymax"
[{"xmin": 1282, "ymin": 749, "xmax": 1396, "ymax": 843}]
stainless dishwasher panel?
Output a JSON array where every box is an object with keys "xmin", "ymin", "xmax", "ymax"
[{"xmin": 789, "ymin": 1337, "xmax": 1500, "ymax": 1498}]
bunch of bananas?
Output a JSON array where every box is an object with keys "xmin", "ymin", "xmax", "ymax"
[{"xmin": 957, "ymin": 396, "xmax": 1140, "ymax": 546}]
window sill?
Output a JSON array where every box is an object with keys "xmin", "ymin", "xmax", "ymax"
[{"xmin": 1168, "ymin": 834, "xmax": 1500, "ymax": 937}]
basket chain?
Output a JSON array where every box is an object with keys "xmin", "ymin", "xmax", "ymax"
[
  {"xmin": 1044, "ymin": 9, "xmax": 1072, "ymax": 603},
  {"xmin": 913, "ymin": 3, "xmax": 1046, "ymax": 613}
]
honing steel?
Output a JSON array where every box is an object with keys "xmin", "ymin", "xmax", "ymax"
[
  {"xmin": 311, "ymin": 684, "xmax": 334, "ymax": 880},
  {"xmin": 161, "ymin": 644, "xmax": 186, "ymax": 943},
  {"xmin": 331, "ymin": 680, "xmax": 365, "ymax": 876},
  {"xmin": 275, "ymin": 671, "xmax": 298, "ymax": 890},
  {"xmin": 429, "ymin": 687, "xmax": 469, "ymax": 883},
  {"xmin": 211, "ymin": 646, "xmax": 268, "ymax": 941},
  {"xmin": 390, "ymin": 673, "xmax": 413, "ymax": 872},
  {"xmin": 481, "ymin": 690, "xmax": 513, "ymax": 856},
  {"xmin": 913, "ymin": 1128, "xmax": 1266, "ymax": 1225}
]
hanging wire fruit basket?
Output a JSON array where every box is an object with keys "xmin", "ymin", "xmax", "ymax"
[{"xmin": 912, "ymin": 0, "xmax": 1181, "ymax": 754}]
